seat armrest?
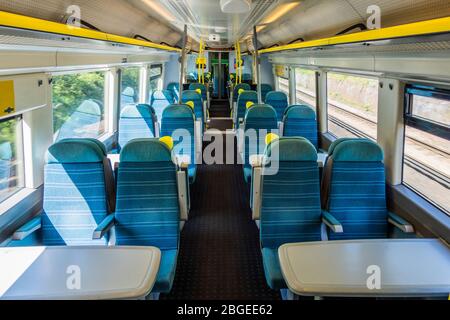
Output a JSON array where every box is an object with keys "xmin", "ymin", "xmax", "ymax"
[
  {"xmin": 93, "ymin": 214, "xmax": 115, "ymax": 240},
  {"xmin": 322, "ymin": 210, "xmax": 344, "ymax": 233},
  {"xmin": 12, "ymin": 216, "xmax": 42, "ymax": 241},
  {"xmin": 175, "ymin": 155, "xmax": 191, "ymax": 170},
  {"xmin": 388, "ymin": 211, "xmax": 415, "ymax": 233},
  {"xmin": 250, "ymin": 155, "xmax": 264, "ymax": 168}
]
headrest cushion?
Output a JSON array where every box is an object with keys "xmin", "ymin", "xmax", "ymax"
[
  {"xmin": 265, "ymin": 137, "xmax": 318, "ymax": 162},
  {"xmin": 47, "ymin": 139, "xmax": 105, "ymax": 164},
  {"xmin": 120, "ymin": 138, "xmax": 173, "ymax": 163},
  {"xmin": 332, "ymin": 139, "xmax": 384, "ymax": 162}
]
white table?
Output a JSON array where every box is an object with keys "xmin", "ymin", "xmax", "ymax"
[
  {"xmin": 0, "ymin": 246, "xmax": 161, "ymax": 300},
  {"xmin": 279, "ymin": 239, "xmax": 450, "ymax": 298},
  {"xmin": 249, "ymin": 153, "xmax": 328, "ymax": 168}
]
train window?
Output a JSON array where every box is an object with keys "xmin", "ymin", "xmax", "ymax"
[
  {"xmin": 327, "ymin": 72, "xmax": 379, "ymax": 140},
  {"xmin": 403, "ymin": 86, "xmax": 450, "ymax": 215},
  {"xmin": 120, "ymin": 67, "xmax": 140, "ymax": 110},
  {"xmin": 0, "ymin": 117, "xmax": 24, "ymax": 203},
  {"xmin": 295, "ymin": 68, "xmax": 316, "ymax": 110},
  {"xmin": 277, "ymin": 76, "xmax": 289, "ymax": 97},
  {"xmin": 52, "ymin": 71, "xmax": 106, "ymax": 141},
  {"xmin": 149, "ymin": 64, "xmax": 163, "ymax": 94}
]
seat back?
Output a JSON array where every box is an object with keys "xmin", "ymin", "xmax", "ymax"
[
  {"xmin": 282, "ymin": 105, "xmax": 318, "ymax": 150},
  {"xmin": 260, "ymin": 138, "xmax": 322, "ymax": 248},
  {"xmin": 151, "ymin": 90, "xmax": 175, "ymax": 122},
  {"xmin": 233, "ymin": 83, "xmax": 251, "ymax": 102},
  {"xmin": 115, "ymin": 139, "xmax": 180, "ymax": 248},
  {"xmin": 322, "ymin": 139, "xmax": 388, "ymax": 240},
  {"xmin": 118, "ymin": 104, "xmax": 156, "ymax": 151},
  {"xmin": 265, "ymin": 91, "xmax": 289, "ymax": 122},
  {"xmin": 161, "ymin": 104, "xmax": 196, "ymax": 170},
  {"xmin": 236, "ymin": 90, "xmax": 258, "ymax": 122},
  {"xmin": 260, "ymin": 84, "xmax": 273, "ymax": 102},
  {"xmin": 167, "ymin": 82, "xmax": 180, "ymax": 102},
  {"xmin": 43, "ymin": 139, "xmax": 114, "ymax": 246},
  {"xmin": 189, "ymin": 83, "xmax": 207, "ymax": 101},
  {"xmin": 181, "ymin": 90, "xmax": 204, "ymax": 121},
  {"xmin": 243, "ymin": 105, "xmax": 278, "ymax": 176}
]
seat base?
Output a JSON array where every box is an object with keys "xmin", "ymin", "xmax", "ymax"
[
  {"xmin": 261, "ymin": 247, "xmax": 287, "ymax": 290},
  {"xmin": 152, "ymin": 249, "xmax": 178, "ymax": 294}
]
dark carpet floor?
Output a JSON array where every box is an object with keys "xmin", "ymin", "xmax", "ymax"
[{"xmin": 161, "ymin": 99, "xmax": 281, "ymax": 300}]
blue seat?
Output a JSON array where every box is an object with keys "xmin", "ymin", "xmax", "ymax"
[
  {"xmin": 181, "ymin": 90, "xmax": 204, "ymax": 125},
  {"xmin": 151, "ymin": 90, "xmax": 175, "ymax": 122},
  {"xmin": 259, "ymin": 138, "xmax": 324, "ymax": 290},
  {"xmin": 321, "ymin": 138, "xmax": 414, "ymax": 240},
  {"xmin": 115, "ymin": 139, "xmax": 180, "ymax": 294},
  {"xmin": 233, "ymin": 83, "xmax": 251, "ymax": 103},
  {"xmin": 260, "ymin": 84, "xmax": 273, "ymax": 102},
  {"xmin": 236, "ymin": 90, "xmax": 258, "ymax": 124},
  {"xmin": 282, "ymin": 105, "xmax": 318, "ymax": 150},
  {"xmin": 167, "ymin": 82, "xmax": 180, "ymax": 102},
  {"xmin": 10, "ymin": 139, "xmax": 115, "ymax": 246},
  {"xmin": 189, "ymin": 83, "xmax": 207, "ymax": 102},
  {"xmin": 265, "ymin": 91, "xmax": 289, "ymax": 122},
  {"xmin": 243, "ymin": 104, "xmax": 278, "ymax": 183},
  {"xmin": 118, "ymin": 104, "xmax": 157, "ymax": 151},
  {"xmin": 161, "ymin": 104, "xmax": 197, "ymax": 184}
]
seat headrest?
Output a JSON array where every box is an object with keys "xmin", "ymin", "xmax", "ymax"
[
  {"xmin": 120, "ymin": 138, "xmax": 173, "ymax": 163},
  {"xmin": 261, "ymin": 84, "xmax": 273, "ymax": 91},
  {"xmin": 120, "ymin": 104, "xmax": 155, "ymax": 119},
  {"xmin": 77, "ymin": 100, "xmax": 102, "ymax": 115},
  {"xmin": 284, "ymin": 105, "xmax": 316, "ymax": 120},
  {"xmin": 152, "ymin": 90, "xmax": 174, "ymax": 101},
  {"xmin": 234, "ymin": 83, "xmax": 251, "ymax": 92},
  {"xmin": 47, "ymin": 139, "xmax": 106, "ymax": 164},
  {"xmin": 245, "ymin": 104, "xmax": 277, "ymax": 119},
  {"xmin": 237, "ymin": 91, "xmax": 258, "ymax": 102},
  {"xmin": 265, "ymin": 91, "xmax": 288, "ymax": 102},
  {"xmin": 265, "ymin": 137, "xmax": 317, "ymax": 162},
  {"xmin": 182, "ymin": 90, "xmax": 202, "ymax": 101},
  {"xmin": 331, "ymin": 139, "xmax": 384, "ymax": 162},
  {"xmin": 328, "ymin": 138, "xmax": 361, "ymax": 157},
  {"xmin": 162, "ymin": 104, "xmax": 195, "ymax": 119},
  {"xmin": 189, "ymin": 83, "xmax": 206, "ymax": 92}
]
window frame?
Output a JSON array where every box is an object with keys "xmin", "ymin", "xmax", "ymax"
[
  {"xmin": 402, "ymin": 84, "xmax": 450, "ymax": 216},
  {"xmin": 294, "ymin": 67, "xmax": 318, "ymax": 109},
  {"xmin": 0, "ymin": 115, "xmax": 25, "ymax": 203},
  {"xmin": 148, "ymin": 64, "xmax": 163, "ymax": 93}
]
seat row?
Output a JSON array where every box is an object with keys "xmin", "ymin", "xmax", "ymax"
[
  {"xmin": 9, "ymin": 137, "xmax": 191, "ymax": 297},
  {"xmin": 250, "ymin": 136, "xmax": 416, "ymax": 291}
]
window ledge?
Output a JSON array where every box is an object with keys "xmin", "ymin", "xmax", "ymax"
[{"xmin": 0, "ymin": 188, "xmax": 38, "ymax": 217}]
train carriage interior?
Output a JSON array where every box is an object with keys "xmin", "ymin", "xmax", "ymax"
[{"xmin": 0, "ymin": 0, "xmax": 449, "ymax": 305}]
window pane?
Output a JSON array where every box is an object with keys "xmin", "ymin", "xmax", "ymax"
[
  {"xmin": 149, "ymin": 65, "xmax": 163, "ymax": 95},
  {"xmin": 121, "ymin": 67, "xmax": 140, "ymax": 110},
  {"xmin": 52, "ymin": 72, "xmax": 106, "ymax": 141},
  {"xmin": 278, "ymin": 77, "xmax": 289, "ymax": 96},
  {"xmin": 295, "ymin": 69, "xmax": 316, "ymax": 109},
  {"xmin": 403, "ymin": 95, "xmax": 450, "ymax": 215},
  {"xmin": 0, "ymin": 117, "xmax": 24, "ymax": 202},
  {"xmin": 412, "ymin": 95, "xmax": 450, "ymax": 127},
  {"xmin": 327, "ymin": 73, "xmax": 378, "ymax": 140}
]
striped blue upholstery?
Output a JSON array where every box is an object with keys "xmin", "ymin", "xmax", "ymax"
[
  {"xmin": 260, "ymin": 138, "xmax": 322, "ymax": 290},
  {"xmin": 265, "ymin": 91, "xmax": 289, "ymax": 122},
  {"xmin": 243, "ymin": 104, "xmax": 278, "ymax": 183},
  {"xmin": 236, "ymin": 91, "xmax": 258, "ymax": 122},
  {"xmin": 189, "ymin": 83, "xmax": 207, "ymax": 101},
  {"xmin": 43, "ymin": 139, "xmax": 111, "ymax": 246},
  {"xmin": 167, "ymin": 82, "xmax": 180, "ymax": 102},
  {"xmin": 115, "ymin": 139, "xmax": 180, "ymax": 293},
  {"xmin": 118, "ymin": 104, "xmax": 156, "ymax": 151},
  {"xmin": 323, "ymin": 139, "xmax": 388, "ymax": 240},
  {"xmin": 161, "ymin": 104, "xmax": 197, "ymax": 184},
  {"xmin": 233, "ymin": 83, "xmax": 251, "ymax": 102},
  {"xmin": 283, "ymin": 105, "xmax": 318, "ymax": 150},
  {"xmin": 261, "ymin": 84, "xmax": 273, "ymax": 101},
  {"xmin": 181, "ymin": 90, "xmax": 204, "ymax": 122},
  {"xmin": 151, "ymin": 90, "xmax": 175, "ymax": 122}
]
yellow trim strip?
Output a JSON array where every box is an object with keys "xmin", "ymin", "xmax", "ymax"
[
  {"xmin": 0, "ymin": 11, "xmax": 181, "ymax": 52},
  {"xmin": 259, "ymin": 17, "xmax": 450, "ymax": 54}
]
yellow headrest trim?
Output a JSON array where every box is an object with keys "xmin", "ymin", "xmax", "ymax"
[
  {"xmin": 195, "ymin": 89, "xmax": 202, "ymax": 95},
  {"xmin": 265, "ymin": 133, "xmax": 280, "ymax": 146},
  {"xmin": 186, "ymin": 101, "xmax": 195, "ymax": 109},
  {"xmin": 159, "ymin": 136, "xmax": 174, "ymax": 151},
  {"xmin": 246, "ymin": 101, "xmax": 255, "ymax": 109},
  {"xmin": 238, "ymin": 89, "xmax": 245, "ymax": 95}
]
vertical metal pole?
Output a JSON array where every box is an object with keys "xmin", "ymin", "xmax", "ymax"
[
  {"xmin": 253, "ymin": 26, "xmax": 262, "ymax": 104},
  {"xmin": 179, "ymin": 25, "xmax": 188, "ymax": 104}
]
